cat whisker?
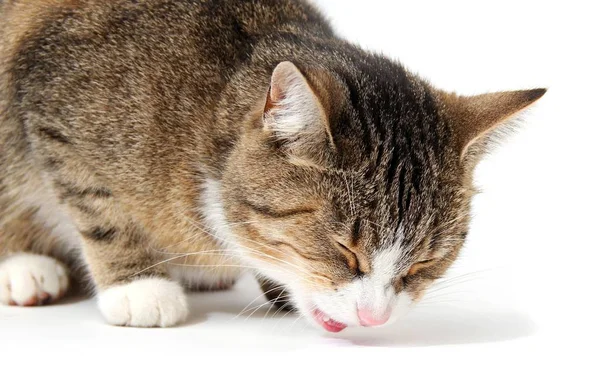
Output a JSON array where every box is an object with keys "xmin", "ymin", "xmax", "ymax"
[
  {"xmin": 285, "ymin": 301, "xmax": 316, "ymax": 332},
  {"xmin": 274, "ymin": 299, "xmax": 306, "ymax": 331},
  {"xmin": 423, "ymin": 270, "xmax": 493, "ymax": 298},
  {"xmin": 289, "ymin": 313, "xmax": 304, "ymax": 329},
  {"xmin": 272, "ymin": 305, "xmax": 297, "ymax": 331},
  {"xmin": 417, "ymin": 299, "xmax": 468, "ymax": 307},
  {"xmin": 342, "ymin": 172, "xmax": 357, "ymax": 218},
  {"xmin": 151, "ymin": 229, "xmax": 206, "ymax": 252},
  {"xmin": 129, "ymin": 250, "xmax": 233, "ymax": 278},
  {"xmin": 135, "ymin": 247, "xmax": 318, "ymax": 288},
  {"xmin": 420, "ymin": 291, "xmax": 472, "ymax": 303},
  {"xmin": 363, "ymin": 219, "xmax": 395, "ymax": 235},
  {"xmin": 148, "ymin": 214, "xmax": 259, "ymax": 252},
  {"xmin": 233, "ymin": 284, "xmax": 287, "ymax": 320},
  {"xmin": 171, "ymin": 263, "xmax": 259, "ymax": 270},
  {"xmin": 430, "ymin": 275, "xmax": 485, "ymax": 290},
  {"xmin": 243, "ymin": 298, "xmax": 282, "ymax": 322},
  {"xmin": 265, "ymin": 298, "xmax": 294, "ymax": 330},
  {"xmin": 350, "ymin": 174, "xmax": 357, "ymax": 219},
  {"xmin": 431, "ymin": 268, "xmax": 494, "ymax": 286},
  {"xmin": 261, "ymin": 288, "xmax": 288, "ymax": 322},
  {"xmin": 227, "ymin": 220, "xmax": 261, "ymax": 227}
]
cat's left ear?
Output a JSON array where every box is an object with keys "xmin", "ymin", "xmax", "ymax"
[
  {"xmin": 263, "ymin": 62, "xmax": 335, "ymax": 159},
  {"xmin": 442, "ymin": 88, "xmax": 546, "ymax": 159}
]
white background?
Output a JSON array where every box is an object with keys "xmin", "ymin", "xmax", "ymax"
[{"xmin": 1, "ymin": 0, "xmax": 598, "ymax": 381}]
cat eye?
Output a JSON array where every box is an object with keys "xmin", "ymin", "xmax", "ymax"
[
  {"xmin": 242, "ymin": 199, "xmax": 316, "ymax": 219},
  {"xmin": 407, "ymin": 259, "xmax": 436, "ymax": 276},
  {"xmin": 333, "ymin": 240, "xmax": 362, "ymax": 276}
]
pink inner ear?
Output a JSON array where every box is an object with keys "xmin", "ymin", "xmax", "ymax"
[
  {"xmin": 264, "ymin": 64, "xmax": 294, "ymax": 115},
  {"xmin": 263, "ymin": 86, "xmax": 276, "ymax": 115},
  {"xmin": 269, "ymin": 82, "xmax": 284, "ymax": 104},
  {"xmin": 267, "ymin": 61, "xmax": 310, "ymax": 107},
  {"xmin": 263, "ymin": 62, "xmax": 333, "ymax": 146},
  {"xmin": 269, "ymin": 62, "xmax": 296, "ymax": 105},
  {"xmin": 264, "ymin": 83, "xmax": 284, "ymax": 115}
]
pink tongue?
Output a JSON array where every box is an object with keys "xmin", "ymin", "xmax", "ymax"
[
  {"xmin": 322, "ymin": 318, "xmax": 347, "ymax": 333},
  {"xmin": 314, "ymin": 310, "xmax": 347, "ymax": 333}
]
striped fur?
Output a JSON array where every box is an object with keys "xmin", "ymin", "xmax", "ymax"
[{"xmin": 0, "ymin": 0, "xmax": 544, "ymax": 327}]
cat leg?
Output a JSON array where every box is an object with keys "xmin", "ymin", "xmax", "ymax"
[
  {"xmin": 79, "ymin": 220, "xmax": 189, "ymax": 327},
  {"xmin": 0, "ymin": 205, "xmax": 76, "ymax": 307},
  {"xmin": 0, "ymin": 253, "xmax": 69, "ymax": 306},
  {"xmin": 83, "ymin": 228, "xmax": 189, "ymax": 327},
  {"xmin": 22, "ymin": 137, "xmax": 187, "ymax": 326},
  {"xmin": 58, "ymin": 184, "xmax": 188, "ymax": 327},
  {"xmin": 0, "ymin": 124, "xmax": 76, "ymax": 306}
]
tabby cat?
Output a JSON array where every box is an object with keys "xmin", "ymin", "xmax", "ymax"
[{"xmin": 0, "ymin": 0, "xmax": 544, "ymax": 330}]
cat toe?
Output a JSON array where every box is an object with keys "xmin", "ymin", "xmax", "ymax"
[
  {"xmin": 97, "ymin": 278, "xmax": 188, "ymax": 328},
  {"xmin": 0, "ymin": 253, "xmax": 70, "ymax": 306}
]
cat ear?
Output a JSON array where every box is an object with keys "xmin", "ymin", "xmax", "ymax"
[
  {"xmin": 443, "ymin": 88, "xmax": 546, "ymax": 159},
  {"xmin": 263, "ymin": 62, "xmax": 333, "ymax": 148}
]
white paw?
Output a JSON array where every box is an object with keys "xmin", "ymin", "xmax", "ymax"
[
  {"xmin": 97, "ymin": 278, "xmax": 188, "ymax": 328},
  {"xmin": 0, "ymin": 253, "xmax": 70, "ymax": 306}
]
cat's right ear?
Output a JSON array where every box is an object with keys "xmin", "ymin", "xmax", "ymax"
[{"xmin": 262, "ymin": 62, "xmax": 335, "ymax": 159}]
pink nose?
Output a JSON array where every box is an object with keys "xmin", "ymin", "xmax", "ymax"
[{"xmin": 357, "ymin": 309, "xmax": 391, "ymax": 327}]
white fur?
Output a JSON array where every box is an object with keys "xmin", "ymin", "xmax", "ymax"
[
  {"xmin": 200, "ymin": 179, "xmax": 298, "ymax": 287},
  {"xmin": 200, "ymin": 179, "xmax": 246, "ymax": 256},
  {"xmin": 97, "ymin": 278, "xmax": 188, "ymax": 327},
  {"xmin": 34, "ymin": 196, "xmax": 81, "ymax": 253},
  {"xmin": 388, "ymin": 291, "xmax": 413, "ymax": 324},
  {"xmin": 296, "ymin": 237, "xmax": 415, "ymax": 328},
  {"xmin": 0, "ymin": 253, "xmax": 69, "ymax": 305},
  {"xmin": 19, "ymin": 174, "xmax": 82, "ymax": 254},
  {"xmin": 1, "ymin": 170, "xmax": 81, "ymax": 257}
]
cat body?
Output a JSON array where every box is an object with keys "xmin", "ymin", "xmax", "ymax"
[{"xmin": 0, "ymin": 0, "xmax": 544, "ymax": 329}]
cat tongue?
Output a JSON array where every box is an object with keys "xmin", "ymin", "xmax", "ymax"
[{"xmin": 312, "ymin": 309, "xmax": 347, "ymax": 333}]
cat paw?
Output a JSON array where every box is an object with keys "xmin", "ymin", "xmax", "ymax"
[
  {"xmin": 0, "ymin": 253, "xmax": 70, "ymax": 306},
  {"xmin": 97, "ymin": 278, "xmax": 188, "ymax": 327}
]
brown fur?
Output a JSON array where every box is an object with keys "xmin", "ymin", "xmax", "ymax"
[{"xmin": 0, "ymin": 0, "xmax": 544, "ymax": 318}]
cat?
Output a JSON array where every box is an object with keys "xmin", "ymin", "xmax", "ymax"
[{"xmin": 0, "ymin": 0, "xmax": 545, "ymax": 330}]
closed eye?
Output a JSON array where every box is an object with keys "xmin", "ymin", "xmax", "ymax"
[
  {"xmin": 407, "ymin": 259, "xmax": 436, "ymax": 276},
  {"xmin": 269, "ymin": 240, "xmax": 321, "ymax": 262},
  {"xmin": 334, "ymin": 240, "xmax": 369, "ymax": 276},
  {"xmin": 242, "ymin": 200, "xmax": 316, "ymax": 218}
]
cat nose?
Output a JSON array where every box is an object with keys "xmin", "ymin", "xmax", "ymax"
[{"xmin": 357, "ymin": 308, "xmax": 391, "ymax": 327}]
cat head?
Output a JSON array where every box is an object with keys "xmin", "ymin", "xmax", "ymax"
[{"xmin": 218, "ymin": 60, "xmax": 545, "ymax": 332}]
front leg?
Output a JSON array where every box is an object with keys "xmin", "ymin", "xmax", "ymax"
[
  {"xmin": 82, "ymin": 219, "xmax": 188, "ymax": 328},
  {"xmin": 60, "ymin": 182, "xmax": 188, "ymax": 328}
]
